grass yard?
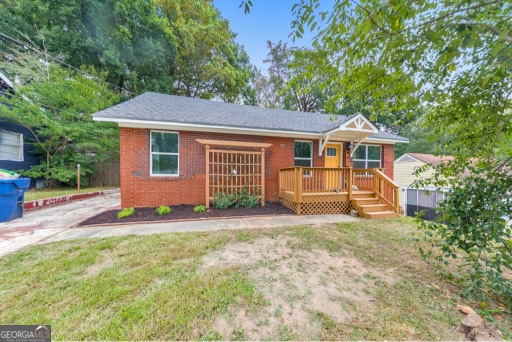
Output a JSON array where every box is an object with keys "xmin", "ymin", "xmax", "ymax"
[
  {"xmin": 24, "ymin": 186, "xmax": 117, "ymax": 201},
  {"xmin": 0, "ymin": 217, "xmax": 510, "ymax": 340}
]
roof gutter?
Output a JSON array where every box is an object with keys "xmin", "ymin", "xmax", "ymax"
[{"xmin": 93, "ymin": 117, "xmax": 324, "ymax": 139}]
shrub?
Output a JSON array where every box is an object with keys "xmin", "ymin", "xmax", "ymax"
[
  {"xmin": 212, "ymin": 187, "xmax": 260, "ymax": 209},
  {"xmin": 155, "ymin": 205, "xmax": 172, "ymax": 215},
  {"xmin": 238, "ymin": 187, "xmax": 260, "ymax": 208},
  {"xmin": 240, "ymin": 195, "xmax": 260, "ymax": 208},
  {"xmin": 194, "ymin": 205, "xmax": 206, "ymax": 213},
  {"xmin": 212, "ymin": 192, "xmax": 237, "ymax": 209},
  {"xmin": 117, "ymin": 207, "xmax": 135, "ymax": 219}
]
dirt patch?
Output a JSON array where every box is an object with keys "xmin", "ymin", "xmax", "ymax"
[
  {"xmin": 201, "ymin": 235, "xmax": 395, "ymax": 340},
  {"xmin": 78, "ymin": 203, "xmax": 295, "ymax": 226},
  {"xmin": 77, "ymin": 248, "xmax": 114, "ymax": 279}
]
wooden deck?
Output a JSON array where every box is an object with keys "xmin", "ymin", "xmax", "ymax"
[{"xmin": 278, "ymin": 167, "xmax": 399, "ymax": 219}]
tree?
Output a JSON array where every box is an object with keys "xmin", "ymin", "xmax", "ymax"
[
  {"xmin": 0, "ymin": 0, "xmax": 256, "ymax": 100},
  {"xmin": 1, "ymin": 0, "xmax": 177, "ymax": 95},
  {"xmin": 158, "ymin": 0, "xmax": 252, "ymax": 101},
  {"xmin": 283, "ymin": 47, "xmax": 331, "ymax": 112},
  {"xmin": 0, "ymin": 49, "xmax": 119, "ymax": 187},
  {"xmin": 241, "ymin": 0, "xmax": 512, "ymax": 304},
  {"xmin": 393, "ymin": 112, "xmax": 449, "ymax": 158},
  {"xmin": 254, "ymin": 41, "xmax": 330, "ymax": 112}
]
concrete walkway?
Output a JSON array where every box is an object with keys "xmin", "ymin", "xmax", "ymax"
[{"xmin": 0, "ymin": 192, "xmax": 359, "ymax": 258}]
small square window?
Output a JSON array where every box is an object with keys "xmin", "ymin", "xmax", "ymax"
[{"xmin": 326, "ymin": 147, "xmax": 337, "ymax": 156}]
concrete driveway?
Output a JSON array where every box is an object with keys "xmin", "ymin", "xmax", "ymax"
[
  {"xmin": 0, "ymin": 192, "xmax": 120, "ymax": 258},
  {"xmin": 0, "ymin": 192, "xmax": 359, "ymax": 258}
]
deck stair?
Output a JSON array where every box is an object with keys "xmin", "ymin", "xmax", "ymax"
[{"xmin": 351, "ymin": 190, "xmax": 399, "ymax": 219}]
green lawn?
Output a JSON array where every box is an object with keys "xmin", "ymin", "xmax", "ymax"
[
  {"xmin": 24, "ymin": 186, "xmax": 117, "ymax": 201},
  {"xmin": 0, "ymin": 218, "xmax": 509, "ymax": 340}
]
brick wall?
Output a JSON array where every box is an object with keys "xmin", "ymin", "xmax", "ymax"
[
  {"xmin": 119, "ymin": 128, "xmax": 394, "ymax": 208},
  {"xmin": 382, "ymin": 144, "xmax": 395, "ymax": 179}
]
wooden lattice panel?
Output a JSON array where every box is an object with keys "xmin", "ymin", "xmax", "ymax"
[
  {"xmin": 302, "ymin": 193, "xmax": 348, "ymax": 203},
  {"xmin": 279, "ymin": 191, "xmax": 295, "ymax": 203},
  {"xmin": 208, "ymin": 150, "xmax": 262, "ymax": 196},
  {"xmin": 279, "ymin": 191, "xmax": 353, "ymax": 215},
  {"xmin": 299, "ymin": 201, "xmax": 353, "ymax": 215},
  {"xmin": 202, "ymin": 141, "xmax": 268, "ymax": 208},
  {"xmin": 279, "ymin": 192, "xmax": 299, "ymax": 213}
]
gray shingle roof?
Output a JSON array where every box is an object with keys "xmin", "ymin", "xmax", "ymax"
[
  {"xmin": 94, "ymin": 92, "xmax": 351, "ymax": 133},
  {"xmin": 94, "ymin": 92, "xmax": 408, "ymax": 142}
]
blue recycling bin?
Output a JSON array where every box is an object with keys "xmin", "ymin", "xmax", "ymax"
[{"xmin": 0, "ymin": 178, "xmax": 30, "ymax": 222}]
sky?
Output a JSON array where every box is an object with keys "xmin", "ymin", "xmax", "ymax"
[{"xmin": 212, "ymin": 0, "xmax": 321, "ymax": 72}]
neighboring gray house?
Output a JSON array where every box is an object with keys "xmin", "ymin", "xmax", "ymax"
[{"xmin": 0, "ymin": 71, "xmax": 41, "ymax": 183}]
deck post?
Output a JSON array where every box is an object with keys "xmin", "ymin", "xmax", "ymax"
[
  {"xmin": 261, "ymin": 148, "xmax": 266, "ymax": 206},
  {"xmin": 394, "ymin": 188, "xmax": 399, "ymax": 212},
  {"xmin": 348, "ymin": 168, "xmax": 353, "ymax": 201},
  {"xmin": 205, "ymin": 144, "xmax": 210, "ymax": 208},
  {"xmin": 373, "ymin": 170, "xmax": 378, "ymax": 192},
  {"xmin": 295, "ymin": 167, "xmax": 303, "ymax": 214}
]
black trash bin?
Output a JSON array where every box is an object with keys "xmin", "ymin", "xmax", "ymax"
[{"xmin": 0, "ymin": 177, "xmax": 30, "ymax": 222}]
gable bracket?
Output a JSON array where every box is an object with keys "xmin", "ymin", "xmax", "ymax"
[
  {"xmin": 318, "ymin": 135, "xmax": 331, "ymax": 156},
  {"xmin": 350, "ymin": 140, "xmax": 363, "ymax": 158}
]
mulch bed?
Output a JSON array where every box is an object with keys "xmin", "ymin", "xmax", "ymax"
[{"xmin": 78, "ymin": 202, "xmax": 296, "ymax": 227}]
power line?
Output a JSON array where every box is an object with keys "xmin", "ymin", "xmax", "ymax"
[
  {"xmin": 0, "ymin": 39, "xmax": 123, "ymax": 122},
  {"xmin": 0, "ymin": 31, "xmax": 139, "ymax": 96},
  {"xmin": 1, "ymin": 89, "xmax": 111, "ymax": 120}
]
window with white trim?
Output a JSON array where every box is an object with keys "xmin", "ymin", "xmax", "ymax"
[
  {"xmin": 150, "ymin": 131, "xmax": 179, "ymax": 175},
  {"xmin": 294, "ymin": 141, "xmax": 312, "ymax": 167},
  {"xmin": 0, "ymin": 130, "xmax": 23, "ymax": 161},
  {"xmin": 353, "ymin": 145, "xmax": 381, "ymax": 168}
]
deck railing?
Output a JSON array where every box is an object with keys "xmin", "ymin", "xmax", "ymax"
[
  {"xmin": 279, "ymin": 167, "xmax": 399, "ymax": 213},
  {"xmin": 371, "ymin": 168, "xmax": 400, "ymax": 212}
]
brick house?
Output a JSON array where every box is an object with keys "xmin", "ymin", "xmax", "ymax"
[{"xmin": 93, "ymin": 92, "xmax": 408, "ymax": 217}]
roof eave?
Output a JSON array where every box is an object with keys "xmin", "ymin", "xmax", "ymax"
[
  {"xmin": 362, "ymin": 137, "xmax": 410, "ymax": 144},
  {"xmin": 94, "ymin": 117, "xmax": 325, "ymax": 139},
  {"xmin": 94, "ymin": 115, "xmax": 408, "ymax": 143}
]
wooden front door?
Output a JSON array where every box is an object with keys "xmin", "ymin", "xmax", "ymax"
[
  {"xmin": 325, "ymin": 144, "xmax": 340, "ymax": 168},
  {"xmin": 325, "ymin": 144, "xmax": 341, "ymax": 190}
]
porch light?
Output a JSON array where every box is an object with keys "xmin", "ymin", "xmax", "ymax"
[{"xmin": 347, "ymin": 142, "xmax": 353, "ymax": 151}]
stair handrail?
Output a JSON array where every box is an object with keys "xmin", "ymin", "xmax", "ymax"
[{"xmin": 372, "ymin": 168, "xmax": 400, "ymax": 213}]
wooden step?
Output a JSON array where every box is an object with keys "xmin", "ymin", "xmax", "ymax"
[
  {"xmin": 350, "ymin": 191, "xmax": 376, "ymax": 199},
  {"xmin": 352, "ymin": 197, "xmax": 380, "ymax": 205},
  {"xmin": 350, "ymin": 190, "xmax": 399, "ymax": 219},
  {"xmin": 361, "ymin": 211, "xmax": 399, "ymax": 219},
  {"xmin": 358, "ymin": 204, "xmax": 390, "ymax": 212}
]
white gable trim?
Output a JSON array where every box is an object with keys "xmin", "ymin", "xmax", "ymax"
[
  {"xmin": 395, "ymin": 153, "xmax": 424, "ymax": 163},
  {"xmin": 338, "ymin": 113, "xmax": 378, "ymax": 133}
]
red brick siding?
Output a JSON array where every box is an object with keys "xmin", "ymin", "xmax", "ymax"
[
  {"xmin": 344, "ymin": 147, "xmax": 353, "ymax": 168},
  {"xmin": 119, "ymin": 128, "xmax": 394, "ymax": 208},
  {"xmin": 381, "ymin": 144, "xmax": 395, "ymax": 179}
]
